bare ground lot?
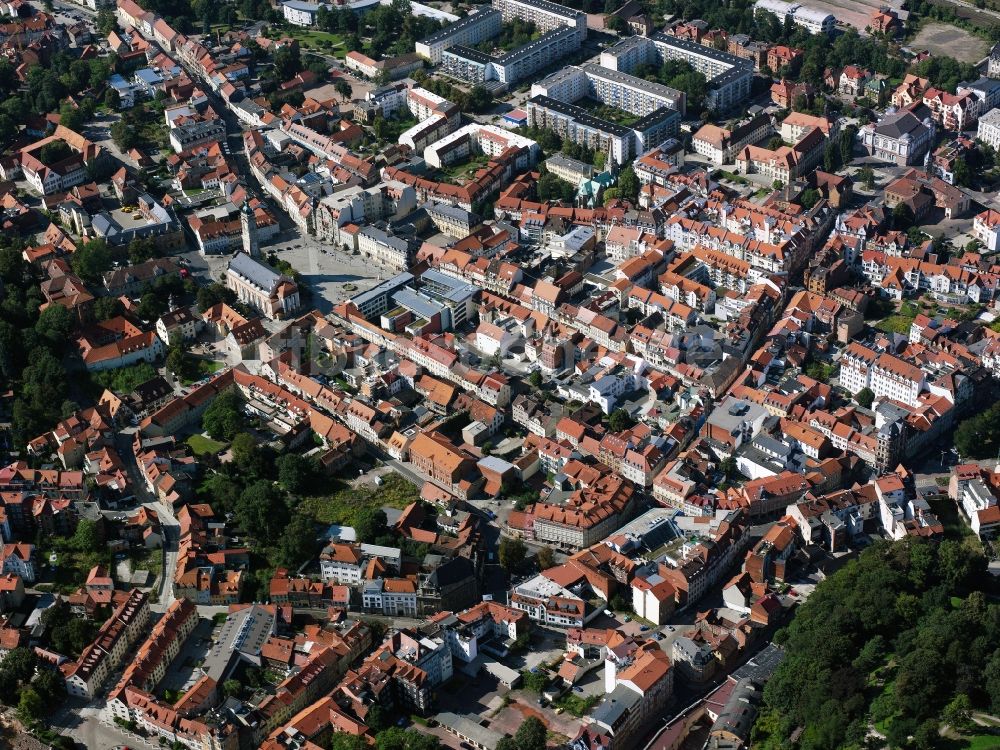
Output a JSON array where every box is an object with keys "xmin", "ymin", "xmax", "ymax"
[{"xmin": 910, "ymin": 22, "xmax": 990, "ymax": 62}]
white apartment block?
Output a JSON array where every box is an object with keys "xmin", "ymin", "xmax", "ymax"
[
  {"xmin": 839, "ymin": 343, "xmax": 925, "ymax": 407},
  {"xmin": 415, "ymin": 9, "xmax": 503, "ymax": 65},
  {"xmin": 362, "ymin": 578, "xmax": 418, "ymax": 616},
  {"xmin": 407, "ymin": 87, "xmax": 452, "ymax": 121},
  {"xmin": 423, "ymin": 123, "xmax": 539, "ymax": 168},
  {"xmin": 978, "ymin": 108, "xmax": 1000, "ymax": 150},
  {"xmin": 491, "ymin": 0, "xmax": 586, "ymax": 34},
  {"xmin": 357, "ymin": 225, "xmax": 413, "ymax": 272},
  {"xmin": 974, "ymin": 209, "xmax": 1000, "ymax": 253}
]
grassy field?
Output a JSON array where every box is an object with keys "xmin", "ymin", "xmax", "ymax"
[
  {"xmin": 187, "ymin": 433, "xmax": 227, "ymax": 456},
  {"xmin": 300, "ymin": 471, "xmax": 420, "ymax": 526},
  {"xmin": 874, "ymin": 314, "xmax": 917, "ymax": 334},
  {"xmin": 281, "ymin": 27, "xmax": 350, "ymax": 56}
]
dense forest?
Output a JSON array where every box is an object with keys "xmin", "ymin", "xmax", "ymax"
[{"xmin": 752, "ymin": 538, "xmax": 999, "ymax": 750}]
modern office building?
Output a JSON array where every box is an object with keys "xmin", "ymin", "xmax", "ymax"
[{"xmin": 415, "ymin": 9, "xmax": 503, "ymax": 65}]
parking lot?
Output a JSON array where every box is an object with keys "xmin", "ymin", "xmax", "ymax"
[{"xmin": 158, "ymin": 617, "xmax": 216, "ymax": 693}]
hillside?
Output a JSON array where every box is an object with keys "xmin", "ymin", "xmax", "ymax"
[{"xmin": 751, "ymin": 538, "xmax": 1000, "ymax": 750}]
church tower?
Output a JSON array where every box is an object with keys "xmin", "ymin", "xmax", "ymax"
[{"xmin": 241, "ymin": 200, "xmax": 260, "ymax": 259}]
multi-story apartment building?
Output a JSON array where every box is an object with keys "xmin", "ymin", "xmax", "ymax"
[
  {"xmin": 64, "ymin": 590, "xmax": 151, "ymax": 698},
  {"xmin": 225, "ymin": 252, "xmax": 301, "ymax": 320},
  {"xmin": 108, "ymin": 598, "xmax": 199, "ymax": 722},
  {"xmin": 164, "ymin": 104, "xmax": 226, "ymax": 153},
  {"xmin": 362, "ymin": 578, "xmax": 418, "ymax": 616},
  {"xmin": 599, "ymin": 34, "xmax": 753, "ymax": 112},
  {"xmin": 977, "ymin": 107, "xmax": 1000, "ymax": 150},
  {"xmin": 974, "ymin": 209, "xmax": 1000, "ymax": 253},
  {"xmin": 19, "ymin": 126, "xmax": 107, "ymax": 196},
  {"xmin": 531, "ymin": 475, "xmax": 638, "ymax": 549},
  {"xmin": 510, "ymin": 574, "xmax": 587, "ymax": 628},
  {"xmin": 692, "ymin": 114, "xmax": 772, "ymax": 164},
  {"xmin": 441, "ymin": 26, "xmax": 583, "ymax": 87},
  {"xmin": 839, "ymin": 342, "xmax": 926, "ymax": 407},
  {"xmin": 356, "ymin": 225, "xmax": 414, "ymax": 272},
  {"xmin": 415, "ymin": 9, "xmax": 503, "ymax": 65},
  {"xmin": 424, "ymin": 124, "xmax": 540, "ymax": 169},
  {"xmin": 491, "ymin": 0, "xmax": 586, "ymax": 34}
]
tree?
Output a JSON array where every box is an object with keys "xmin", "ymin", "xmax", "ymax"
[
  {"xmin": 514, "ymin": 717, "xmax": 547, "ymax": 750},
  {"xmin": 202, "ymin": 390, "xmax": 245, "ymax": 440},
  {"xmin": 276, "ymin": 513, "xmax": 319, "ymax": 569},
  {"xmin": 858, "ymin": 165, "xmax": 875, "ymax": 190},
  {"xmin": 617, "ymin": 165, "xmax": 639, "ymax": 203},
  {"xmin": 521, "ymin": 670, "xmax": 548, "ymax": 693},
  {"xmin": 273, "ymin": 45, "xmax": 302, "ymax": 79},
  {"xmin": 536, "ymin": 546, "xmax": 555, "ymax": 570},
  {"xmin": 50, "ymin": 618, "xmax": 98, "ymax": 657},
  {"xmin": 70, "ymin": 238, "xmax": 112, "ymax": 284},
  {"xmin": 93, "ymin": 296, "xmax": 125, "ymax": 321},
  {"xmin": 498, "ymin": 536, "xmax": 526, "ymax": 573},
  {"xmin": 952, "ymin": 157, "xmax": 972, "ymax": 188},
  {"xmin": 354, "ymin": 507, "xmax": 388, "ymax": 543},
  {"xmin": 330, "ymin": 734, "xmax": 368, "ymax": 750},
  {"xmin": 230, "ymin": 432, "xmax": 266, "ymax": 477},
  {"xmin": 335, "ymin": 79, "xmax": 353, "ymax": 102},
  {"xmin": 166, "ymin": 346, "xmax": 198, "ymax": 382},
  {"xmin": 528, "ymin": 370, "xmax": 542, "ymax": 389},
  {"xmin": 71, "ymin": 519, "xmax": 102, "ymax": 554},
  {"xmin": 196, "ymin": 282, "xmax": 236, "ymax": 313},
  {"xmin": 608, "ymin": 408, "xmax": 633, "ymax": 433},
  {"xmin": 236, "ymin": 480, "xmax": 288, "ymax": 544},
  {"xmin": 96, "ymin": 7, "xmax": 117, "ymax": 35},
  {"xmin": 942, "ymin": 693, "xmax": 972, "ymax": 731},
  {"xmin": 17, "ymin": 687, "xmax": 44, "ymax": 725},
  {"xmin": 222, "ymin": 679, "xmax": 242, "ymax": 699},
  {"xmin": 32, "ymin": 668, "xmax": 65, "ymax": 704},
  {"xmin": 276, "ymin": 453, "xmax": 316, "ymax": 494},
  {"xmin": 35, "ymin": 304, "xmax": 73, "ymax": 344},
  {"xmin": 799, "ymin": 188, "xmax": 820, "ymax": 209},
  {"xmin": 855, "ymin": 387, "xmax": 875, "ymax": 409},
  {"xmin": 128, "ymin": 237, "xmax": 157, "ymax": 265},
  {"xmin": 892, "ymin": 201, "xmax": 915, "ymax": 231}
]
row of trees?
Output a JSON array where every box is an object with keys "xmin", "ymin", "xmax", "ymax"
[
  {"xmin": 753, "ymin": 538, "xmax": 993, "ymax": 749},
  {"xmin": 313, "ymin": 0, "xmax": 444, "ymax": 59}
]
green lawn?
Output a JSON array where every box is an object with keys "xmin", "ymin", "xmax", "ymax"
[
  {"xmin": 280, "ymin": 27, "xmax": 350, "ymax": 55},
  {"xmin": 187, "ymin": 433, "xmax": 226, "ymax": 456},
  {"xmin": 554, "ymin": 693, "xmax": 600, "ymax": 717},
  {"xmin": 875, "ymin": 313, "xmax": 917, "ymax": 334},
  {"xmin": 300, "ymin": 472, "xmax": 419, "ymax": 526},
  {"xmin": 959, "ymin": 734, "xmax": 1000, "ymax": 749}
]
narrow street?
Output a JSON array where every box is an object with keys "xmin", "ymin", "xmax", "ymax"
[{"xmin": 115, "ymin": 427, "xmax": 180, "ymax": 611}]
